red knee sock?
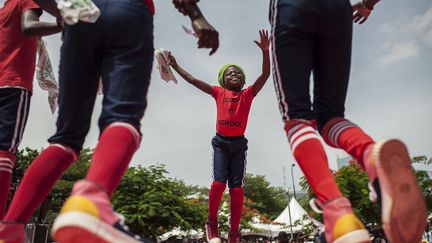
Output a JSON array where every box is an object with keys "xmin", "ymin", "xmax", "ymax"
[
  {"xmin": 0, "ymin": 151, "xmax": 15, "ymax": 220},
  {"xmin": 208, "ymin": 181, "xmax": 226, "ymax": 222},
  {"xmin": 4, "ymin": 144, "xmax": 76, "ymax": 223},
  {"xmin": 229, "ymin": 187, "xmax": 244, "ymax": 232},
  {"xmin": 86, "ymin": 122, "xmax": 140, "ymax": 195},
  {"xmin": 322, "ymin": 118, "xmax": 376, "ymax": 179},
  {"xmin": 286, "ymin": 121, "xmax": 342, "ymax": 203}
]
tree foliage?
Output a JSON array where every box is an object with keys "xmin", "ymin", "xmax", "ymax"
[{"xmin": 243, "ymin": 173, "xmax": 287, "ymax": 220}]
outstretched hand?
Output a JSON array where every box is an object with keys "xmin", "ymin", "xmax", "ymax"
[
  {"xmin": 352, "ymin": 1, "xmax": 372, "ymax": 24},
  {"xmin": 253, "ymin": 29, "xmax": 270, "ymax": 51},
  {"xmin": 192, "ymin": 18, "xmax": 219, "ymax": 55}
]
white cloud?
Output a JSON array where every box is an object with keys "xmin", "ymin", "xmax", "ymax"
[
  {"xmin": 375, "ymin": 7, "xmax": 432, "ymax": 68},
  {"xmin": 377, "ymin": 42, "xmax": 419, "ymax": 67}
]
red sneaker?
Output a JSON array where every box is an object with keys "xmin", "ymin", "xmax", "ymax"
[
  {"xmin": 0, "ymin": 222, "xmax": 25, "ymax": 243},
  {"xmin": 205, "ymin": 220, "xmax": 221, "ymax": 243},
  {"xmin": 366, "ymin": 139, "xmax": 427, "ymax": 243},
  {"xmin": 228, "ymin": 230, "xmax": 241, "ymax": 243},
  {"xmin": 51, "ymin": 180, "xmax": 147, "ymax": 243},
  {"xmin": 311, "ymin": 197, "xmax": 370, "ymax": 243}
]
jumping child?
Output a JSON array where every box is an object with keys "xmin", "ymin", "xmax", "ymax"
[{"xmin": 168, "ymin": 29, "xmax": 270, "ymax": 243}]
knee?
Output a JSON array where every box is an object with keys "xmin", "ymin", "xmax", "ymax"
[
  {"xmin": 104, "ymin": 122, "xmax": 142, "ymax": 147},
  {"xmin": 211, "ymin": 180, "xmax": 227, "ymax": 191},
  {"xmin": 49, "ymin": 143, "xmax": 79, "ymax": 161}
]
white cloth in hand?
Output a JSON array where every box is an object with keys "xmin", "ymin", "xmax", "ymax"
[
  {"xmin": 36, "ymin": 39, "xmax": 59, "ymax": 114},
  {"xmin": 56, "ymin": 0, "xmax": 100, "ymax": 25},
  {"xmin": 154, "ymin": 48, "xmax": 177, "ymax": 84}
]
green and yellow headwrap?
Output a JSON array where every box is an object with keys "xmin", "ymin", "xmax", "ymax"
[{"xmin": 217, "ymin": 64, "xmax": 246, "ymax": 88}]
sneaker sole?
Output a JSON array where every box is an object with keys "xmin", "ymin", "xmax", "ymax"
[
  {"xmin": 333, "ymin": 229, "xmax": 370, "ymax": 243},
  {"xmin": 52, "ymin": 211, "xmax": 141, "ymax": 243},
  {"xmin": 207, "ymin": 237, "xmax": 221, "ymax": 243},
  {"xmin": 373, "ymin": 139, "xmax": 427, "ymax": 243}
]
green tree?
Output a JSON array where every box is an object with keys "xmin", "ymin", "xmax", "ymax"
[
  {"xmin": 112, "ymin": 165, "xmax": 208, "ymax": 240},
  {"xmin": 243, "ymin": 173, "xmax": 286, "ymax": 220}
]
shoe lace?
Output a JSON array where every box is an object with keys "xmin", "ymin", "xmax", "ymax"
[
  {"xmin": 309, "ymin": 198, "xmax": 326, "ymax": 236},
  {"xmin": 309, "ymin": 198, "xmax": 323, "ymax": 214},
  {"xmin": 206, "ymin": 222, "xmax": 218, "ymax": 237}
]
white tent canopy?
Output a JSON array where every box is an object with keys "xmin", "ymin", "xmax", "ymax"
[
  {"xmin": 249, "ymin": 197, "xmax": 323, "ymax": 237},
  {"xmin": 273, "ymin": 196, "xmax": 309, "ymax": 225}
]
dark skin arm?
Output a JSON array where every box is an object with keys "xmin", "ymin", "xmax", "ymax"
[
  {"xmin": 252, "ymin": 30, "xmax": 271, "ymax": 96},
  {"xmin": 168, "ymin": 53, "xmax": 213, "ymax": 95},
  {"xmin": 172, "ymin": 1, "xmax": 219, "ymax": 55},
  {"xmin": 21, "ymin": 9, "xmax": 62, "ymax": 37}
]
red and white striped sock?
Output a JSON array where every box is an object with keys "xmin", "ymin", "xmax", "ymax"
[
  {"xmin": 0, "ymin": 151, "xmax": 15, "ymax": 220},
  {"xmin": 322, "ymin": 118, "xmax": 376, "ymax": 180},
  {"xmin": 286, "ymin": 121, "xmax": 341, "ymax": 203},
  {"xmin": 4, "ymin": 144, "xmax": 77, "ymax": 223}
]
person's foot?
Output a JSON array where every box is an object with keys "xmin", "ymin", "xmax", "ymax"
[
  {"xmin": 205, "ymin": 220, "xmax": 221, "ymax": 243},
  {"xmin": 365, "ymin": 139, "xmax": 427, "ymax": 243},
  {"xmin": 51, "ymin": 180, "xmax": 149, "ymax": 243},
  {"xmin": 0, "ymin": 221, "xmax": 25, "ymax": 243},
  {"xmin": 228, "ymin": 230, "xmax": 241, "ymax": 243},
  {"xmin": 311, "ymin": 197, "xmax": 370, "ymax": 243}
]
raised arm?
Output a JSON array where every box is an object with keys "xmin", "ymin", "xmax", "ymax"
[
  {"xmin": 352, "ymin": 0, "xmax": 381, "ymax": 24},
  {"xmin": 168, "ymin": 53, "xmax": 213, "ymax": 95},
  {"xmin": 172, "ymin": 1, "xmax": 219, "ymax": 55},
  {"xmin": 252, "ymin": 30, "xmax": 270, "ymax": 96},
  {"xmin": 21, "ymin": 9, "xmax": 62, "ymax": 37}
]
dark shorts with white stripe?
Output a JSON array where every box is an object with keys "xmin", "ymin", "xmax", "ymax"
[
  {"xmin": 269, "ymin": 0, "xmax": 352, "ymax": 130},
  {"xmin": 212, "ymin": 133, "xmax": 248, "ymax": 188},
  {"xmin": 0, "ymin": 88, "xmax": 31, "ymax": 153}
]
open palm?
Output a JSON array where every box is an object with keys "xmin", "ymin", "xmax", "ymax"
[{"xmin": 254, "ymin": 29, "xmax": 270, "ymax": 51}]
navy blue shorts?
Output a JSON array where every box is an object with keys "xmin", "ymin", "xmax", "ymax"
[
  {"xmin": 0, "ymin": 88, "xmax": 31, "ymax": 153},
  {"xmin": 269, "ymin": 0, "xmax": 352, "ymax": 130},
  {"xmin": 48, "ymin": 0, "xmax": 154, "ymax": 151},
  {"xmin": 212, "ymin": 134, "xmax": 248, "ymax": 188}
]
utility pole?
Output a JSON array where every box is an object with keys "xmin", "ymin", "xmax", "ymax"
[
  {"xmin": 291, "ymin": 163, "xmax": 297, "ymax": 199},
  {"xmin": 283, "ymin": 166, "xmax": 294, "ymax": 240}
]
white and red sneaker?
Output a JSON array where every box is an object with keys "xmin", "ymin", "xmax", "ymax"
[
  {"xmin": 311, "ymin": 197, "xmax": 370, "ymax": 243},
  {"xmin": 366, "ymin": 139, "xmax": 427, "ymax": 243},
  {"xmin": 205, "ymin": 220, "xmax": 221, "ymax": 243},
  {"xmin": 51, "ymin": 180, "xmax": 151, "ymax": 243}
]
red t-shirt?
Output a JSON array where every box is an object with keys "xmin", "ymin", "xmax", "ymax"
[
  {"xmin": 212, "ymin": 86, "xmax": 255, "ymax": 137},
  {"xmin": 0, "ymin": 0, "xmax": 41, "ymax": 92}
]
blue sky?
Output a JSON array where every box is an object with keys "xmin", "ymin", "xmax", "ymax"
[{"xmin": 20, "ymin": 0, "xmax": 432, "ymax": 190}]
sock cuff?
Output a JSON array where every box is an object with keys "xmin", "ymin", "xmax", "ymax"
[
  {"xmin": 285, "ymin": 120, "xmax": 320, "ymax": 154},
  {"xmin": 321, "ymin": 118, "xmax": 359, "ymax": 148},
  {"xmin": 0, "ymin": 150, "xmax": 16, "ymax": 173},
  {"xmin": 105, "ymin": 122, "xmax": 141, "ymax": 149},
  {"xmin": 49, "ymin": 143, "xmax": 79, "ymax": 161},
  {"xmin": 211, "ymin": 181, "xmax": 227, "ymax": 191}
]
